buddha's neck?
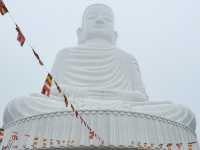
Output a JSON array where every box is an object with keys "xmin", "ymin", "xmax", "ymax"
[{"xmin": 78, "ymin": 38, "xmax": 115, "ymax": 49}]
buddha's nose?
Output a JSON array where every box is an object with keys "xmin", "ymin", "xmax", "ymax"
[{"xmin": 96, "ymin": 20, "xmax": 104, "ymax": 25}]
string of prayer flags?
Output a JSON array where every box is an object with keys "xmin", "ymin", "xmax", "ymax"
[
  {"xmin": 2, "ymin": 133, "xmax": 199, "ymax": 150},
  {"xmin": 41, "ymin": 73, "xmax": 53, "ymax": 96},
  {"xmin": 16, "ymin": 25, "xmax": 26, "ymax": 46},
  {"xmin": 0, "ymin": 1, "xmax": 104, "ymax": 144},
  {"xmin": 31, "ymin": 48, "xmax": 44, "ymax": 66},
  {"xmin": 0, "ymin": 0, "xmax": 8, "ymax": 15}
]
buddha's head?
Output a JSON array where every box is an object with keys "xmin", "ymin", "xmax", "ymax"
[{"xmin": 77, "ymin": 4, "xmax": 118, "ymax": 45}]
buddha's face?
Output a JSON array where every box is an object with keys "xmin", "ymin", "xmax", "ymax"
[
  {"xmin": 77, "ymin": 4, "xmax": 117, "ymax": 45},
  {"xmin": 83, "ymin": 4, "xmax": 114, "ymax": 34}
]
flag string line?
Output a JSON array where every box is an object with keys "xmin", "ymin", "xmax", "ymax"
[{"xmin": 0, "ymin": 0, "xmax": 104, "ymax": 144}]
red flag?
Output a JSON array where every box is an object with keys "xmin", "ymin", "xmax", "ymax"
[
  {"xmin": 31, "ymin": 48, "xmax": 44, "ymax": 66},
  {"xmin": 89, "ymin": 131, "xmax": 94, "ymax": 140},
  {"xmin": 0, "ymin": 129, "xmax": 4, "ymax": 141},
  {"xmin": 63, "ymin": 94, "xmax": 68, "ymax": 107},
  {"xmin": 16, "ymin": 25, "xmax": 25, "ymax": 46},
  {"xmin": 11, "ymin": 132, "xmax": 18, "ymax": 141},
  {"xmin": 54, "ymin": 81, "xmax": 62, "ymax": 93},
  {"xmin": 41, "ymin": 73, "xmax": 53, "ymax": 96},
  {"xmin": 0, "ymin": 0, "xmax": 8, "ymax": 15}
]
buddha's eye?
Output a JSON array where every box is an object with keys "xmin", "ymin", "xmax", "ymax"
[
  {"xmin": 104, "ymin": 17, "xmax": 112, "ymax": 23},
  {"xmin": 87, "ymin": 15, "xmax": 97, "ymax": 20}
]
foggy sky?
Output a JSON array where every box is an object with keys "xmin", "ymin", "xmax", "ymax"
[{"xmin": 0, "ymin": 0, "xmax": 199, "ymax": 139}]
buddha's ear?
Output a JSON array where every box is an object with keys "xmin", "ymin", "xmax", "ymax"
[
  {"xmin": 77, "ymin": 28, "xmax": 83, "ymax": 44},
  {"xmin": 112, "ymin": 31, "xmax": 118, "ymax": 44},
  {"xmin": 77, "ymin": 28, "xmax": 82, "ymax": 38}
]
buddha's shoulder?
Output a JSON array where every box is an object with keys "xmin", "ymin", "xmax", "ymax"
[
  {"xmin": 115, "ymin": 48, "xmax": 138, "ymax": 63},
  {"xmin": 56, "ymin": 47, "xmax": 79, "ymax": 55}
]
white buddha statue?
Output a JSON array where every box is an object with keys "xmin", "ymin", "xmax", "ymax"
[{"xmin": 3, "ymin": 4, "xmax": 196, "ymax": 134}]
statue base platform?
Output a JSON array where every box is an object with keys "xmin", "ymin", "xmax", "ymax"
[{"xmin": 1, "ymin": 110, "xmax": 199, "ymax": 150}]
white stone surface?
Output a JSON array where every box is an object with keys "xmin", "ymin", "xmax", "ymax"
[
  {"xmin": 2, "ymin": 111, "xmax": 199, "ymax": 150},
  {"xmin": 2, "ymin": 3, "xmax": 199, "ymax": 149}
]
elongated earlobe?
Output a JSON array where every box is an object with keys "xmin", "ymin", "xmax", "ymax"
[{"xmin": 77, "ymin": 28, "xmax": 83, "ymax": 44}]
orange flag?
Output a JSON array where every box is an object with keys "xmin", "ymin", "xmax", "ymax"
[
  {"xmin": 31, "ymin": 48, "xmax": 44, "ymax": 66},
  {"xmin": 188, "ymin": 143, "xmax": 193, "ymax": 150},
  {"xmin": 0, "ymin": 0, "xmax": 8, "ymax": 15},
  {"xmin": 16, "ymin": 25, "xmax": 25, "ymax": 46},
  {"xmin": 41, "ymin": 73, "xmax": 53, "ymax": 96}
]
